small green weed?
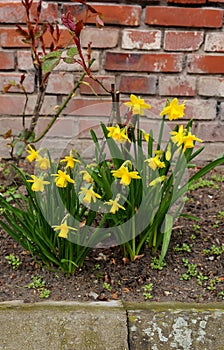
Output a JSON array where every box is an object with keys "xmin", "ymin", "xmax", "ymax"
[
  {"xmin": 174, "ymin": 243, "xmax": 192, "ymax": 253},
  {"xmin": 180, "ymin": 258, "xmax": 198, "ymax": 280},
  {"xmin": 207, "ymin": 278, "xmax": 220, "ymax": 291},
  {"xmin": 197, "ymin": 273, "xmax": 208, "ymax": 286},
  {"xmin": 27, "ymin": 275, "xmax": 51, "ymax": 299},
  {"xmin": 103, "ymin": 282, "xmax": 112, "ymax": 292},
  {"xmin": 5, "ymin": 254, "xmax": 22, "ymax": 270},
  {"xmin": 143, "ymin": 283, "xmax": 153, "ymax": 300},
  {"xmin": 203, "ymin": 244, "xmax": 224, "ymax": 257},
  {"xmin": 210, "ymin": 174, "xmax": 224, "ymax": 182},
  {"xmin": 150, "ymin": 257, "xmax": 166, "ymax": 270},
  {"xmin": 188, "ymin": 178, "xmax": 219, "ymax": 191}
]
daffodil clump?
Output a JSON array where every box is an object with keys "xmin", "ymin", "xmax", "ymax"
[{"xmin": 1, "ymin": 95, "xmax": 223, "ymax": 272}]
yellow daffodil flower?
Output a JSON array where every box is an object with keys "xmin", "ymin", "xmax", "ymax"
[
  {"xmin": 111, "ymin": 163, "xmax": 141, "ymax": 186},
  {"xmin": 145, "ymin": 155, "xmax": 165, "ymax": 171},
  {"xmin": 105, "ymin": 198, "xmax": 126, "ymax": 214},
  {"xmin": 170, "ymin": 125, "xmax": 185, "ymax": 146},
  {"xmin": 143, "ymin": 131, "xmax": 150, "ymax": 143},
  {"xmin": 26, "ymin": 145, "xmax": 40, "ymax": 163},
  {"xmin": 51, "ymin": 170, "xmax": 75, "ymax": 188},
  {"xmin": 107, "ymin": 124, "xmax": 131, "ymax": 143},
  {"xmin": 79, "ymin": 187, "xmax": 102, "ymax": 204},
  {"xmin": 149, "ymin": 175, "xmax": 166, "ymax": 187},
  {"xmin": 80, "ymin": 170, "xmax": 94, "ymax": 183},
  {"xmin": 165, "ymin": 143, "xmax": 172, "ymax": 162},
  {"xmin": 36, "ymin": 156, "xmax": 50, "ymax": 170},
  {"xmin": 27, "ymin": 175, "xmax": 50, "ymax": 192},
  {"xmin": 52, "ymin": 220, "xmax": 77, "ymax": 239},
  {"xmin": 160, "ymin": 98, "xmax": 185, "ymax": 121},
  {"xmin": 182, "ymin": 132, "xmax": 203, "ymax": 153},
  {"xmin": 60, "ymin": 150, "xmax": 80, "ymax": 169},
  {"xmin": 124, "ymin": 94, "xmax": 151, "ymax": 116}
]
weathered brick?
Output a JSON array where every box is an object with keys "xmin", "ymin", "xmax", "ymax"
[
  {"xmin": 168, "ymin": 0, "xmax": 206, "ymax": 3},
  {"xmin": 205, "ymin": 33, "xmax": 224, "ymax": 52},
  {"xmin": 64, "ymin": 98, "xmax": 112, "ymax": 117},
  {"xmin": 46, "ymin": 73, "xmax": 74, "ymax": 94},
  {"xmin": 0, "ymin": 117, "xmax": 24, "ymax": 135},
  {"xmin": 221, "ymin": 102, "xmax": 224, "ymax": 120},
  {"xmin": 195, "ymin": 122, "xmax": 224, "ymax": 142},
  {"xmin": 62, "ymin": 4, "xmax": 141, "ymax": 26},
  {"xmin": 145, "ymin": 6, "xmax": 223, "ymax": 28},
  {"xmin": 0, "ymin": 72, "xmax": 34, "ymax": 93},
  {"xmin": 164, "ymin": 31, "xmax": 204, "ymax": 51},
  {"xmin": 194, "ymin": 142, "xmax": 224, "ymax": 161},
  {"xmin": 0, "ymin": 51, "xmax": 15, "ymax": 70},
  {"xmin": 17, "ymin": 51, "xmax": 33, "ymax": 70},
  {"xmin": 79, "ymin": 76, "xmax": 115, "ymax": 95},
  {"xmin": 81, "ymin": 27, "xmax": 119, "ymax": 48},
  {"xmin": 187, "ymin": 54, "xmax": 224, "ymax": 74},
  {"xmin": 105, "ymin": 52, "xmax": 183, "ymax": 72},
  {"xmin": 56, "ymin": 50, "xmax": 99, "ymax": 72},
  {"xmin": 198, "ymin": 77, "xmax": 224, "ymax": 97},
  {"xmin": 36, "ymin": 117, "xmax": 79, "ymax": 139},
  {"xmin": 0, "ymin": 94, "xmax": 57, "ymax": 115},
  {"xmin": 159, "ymin": 76, "xmax": 196, "ymax": 96},
  {"xmin": 185, "ymin": 99, "xmax": 217, "ymax": 120},
  {"xmin": 79, "ymin": 118, "xmax": 108, "ymax": 139},
  {"xmin": 119, "ymin": 75, "xmax": 157, "ymax": 95},
  {"xmin": 122, "ymin": 29, "xmax": 161, "ymax": 50},
  {"xmin": 0, "ymin": 2, "xmax": 58, "ymax": 24}
]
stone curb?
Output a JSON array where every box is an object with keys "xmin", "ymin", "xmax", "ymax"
[{"xmin": 0, "ymin": 301, "xmax": 223, "ymax": 350}]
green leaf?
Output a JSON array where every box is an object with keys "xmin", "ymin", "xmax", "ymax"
[
  {"xmin": 41, "ymin": 51, "xmax": 63, "ymax": 74},
  {"xmin": 14, "ymin": 141, "xmax": 26, "ymax": 157},
  {"xmin": 159, "ymin": 214, "xmax": 173, "ymax": 263},
  {"xmin": 42, "ymin": 57, "xmax": 61, "ymax": 74},
  {"xmin": 67, "ymin": 46, "xmax": 78, "ymax": 57}
]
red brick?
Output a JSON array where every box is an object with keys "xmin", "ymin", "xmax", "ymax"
[
  {"xmin": 205, "ymin": 33, "xmax": 224, "ymax": 52},
  {"xmin": 104, "ymin": 52, "xmax": 183, "ymax": 72},
  {"xmin": 208, "ymin": 0, "xmax": 224, "ymax": 2},
  {"xmin": 187, "ymin": 54, "xmax": 224, "ymax": 74},
  {"xmin": 79, "ymin": 76, "xmax": 115, "ymax": 95},
  {"xmin": 0, "ymin": 28, "xmax": 29, "ymax": 48},
  {"xmin": 0, "ymin": 27, "xmax": 72, "ymax": 49},
  {"xmin": 164, "ymin": 31, "xmax": 204, "ymax": 51},
  {"xmin": 119, "ymin": 75, "xmax": 157, "ymax": 95},
  {"xmin": 168, "ymin": 0, "xmax": 206, "ymax": 3},
  {"xmin": 62, "ymin": 4, "xmax": 141, "ymax": 26},
  {"xmin": 145, "ymin": 6, "xmax": 223, "ymax": 28},
  {"xmin": 0, "ymin": 94, "xmax": 57, "ymax": 115},
  {"xmin": 0, "ymin": 2, "xmax": 58, "ymax": 24},
  {"xmin": 122, "ymin": 29, "xmax": 161, "ymax": 50},
  {"xmin": 159, "ymin": 76, "xmax": 196, "ymax": 96},
  {"xmin": 0, "ymin": 73, "xmax": 34, "ymax": 93},
  {"xmin": 46, "ymin": 73, "xmax": 74, "ymax": 94},
  {"xmin": 0, "ymin": 51, "xmax": 15, "ymax": 70},
  {"xmin": 81, "ymin": 27, "xmax": 119, "ymax": 48}
]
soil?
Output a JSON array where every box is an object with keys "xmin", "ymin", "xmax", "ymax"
[{"xmin": 0, "ymin": 160, "xmax": 223, "ymax": 303}]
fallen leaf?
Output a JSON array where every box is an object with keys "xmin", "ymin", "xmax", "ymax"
[{"xmin": 134, "ymin": 254, "xmax": 144, "ymax": 261}]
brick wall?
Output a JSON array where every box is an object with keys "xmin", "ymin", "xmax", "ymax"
[{"xmin": 0, "ymin": 0, "xmax": 224, "ymax": 161}]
